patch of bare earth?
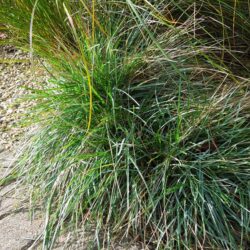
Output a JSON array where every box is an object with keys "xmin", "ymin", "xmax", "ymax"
[{"xmin": 0, "ymin": 46, "xmax": 45, "ymax": 250}]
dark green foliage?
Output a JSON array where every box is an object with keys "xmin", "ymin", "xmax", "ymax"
[{"xmin": 0, "ymin": 1, "xmax": 249, "ymax": 249}]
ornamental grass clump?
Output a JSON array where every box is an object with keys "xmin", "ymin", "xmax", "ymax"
[{"xmin": 0, "ymin": 1, "xmax": 249, "ymax": 249}]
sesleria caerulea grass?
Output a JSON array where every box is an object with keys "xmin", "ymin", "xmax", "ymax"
[{"xmin": 0, "ymin": 1, "xmax": 249, "ymax": 249}]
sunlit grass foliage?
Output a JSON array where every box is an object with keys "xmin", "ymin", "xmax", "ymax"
[{"xmin": 0, "ymin": 0, "xmax": 249, "ymax": 249}]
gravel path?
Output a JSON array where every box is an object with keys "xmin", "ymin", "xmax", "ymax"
[
  {"xmin": 0, "ymin": 45, "xmax": 45, "ymax": 250},
  {"xmin": 0, "ymin": 46, "xmax": 45, "ymax": 152}
]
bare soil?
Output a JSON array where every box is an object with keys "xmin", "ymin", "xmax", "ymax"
[{"xmin": 0, "ymin": 46, "xmax": 44, "ymax": 250}]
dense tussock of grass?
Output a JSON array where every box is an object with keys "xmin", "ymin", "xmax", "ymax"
[{"xmin": 0, "ymin": 1, "xmax": 249, "ymax": 249}]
